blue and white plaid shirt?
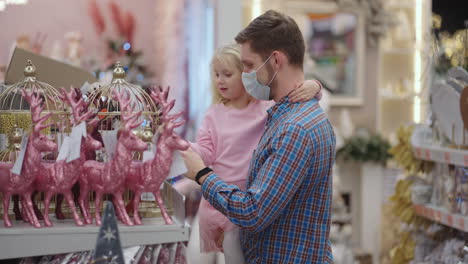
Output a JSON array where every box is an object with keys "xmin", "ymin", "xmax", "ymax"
[{"xmin": 202, "ymin": 97, "xmax": 336, "ymax": 263}]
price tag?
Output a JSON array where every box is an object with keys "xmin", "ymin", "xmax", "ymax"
[
  {"xmin": 435, "ymin": 211, "xmax": 442, "ymax": 222},
  {"xmin": 446, "ymin": 214, "xmax": 454, "ymax": 226},
  {"xmin": 11, "ymin": 135, "xmax": 28, "ymax": 175},
  {"xmin": 444, "ymin": 152, "xmax": 451, "ymax": 164},
  {"xmin": 100, "ymin": 129, "xmax": 118, "ymax": 159},
  {"xmin": 142, "ymin": 150, "xmax": 154, "ymax": 162},
  {"xmin": 168, "ymin": 151, "xmax": 187, "ymax": 178},
  {"xmin": 57, "ymin": 136, "xmax": 71, "ymax": 161},
  {"xmin": 67, "ymin": 122, "xmax": 86, "ymax": 162},
  {"xmin": 424, "ymin": 149, "xmax": 431, "ymax": 160},
  {"xmin": 458, "ymin": 217, "xmax": 465, "ymax": 231},
  {"xmin": 415, "ymin": 148, "xmax": 422, "ymax": 158}
]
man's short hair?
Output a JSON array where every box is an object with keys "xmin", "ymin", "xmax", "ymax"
[{"xmin": 235, "ymin": 10, "xmax": 305, "ymax": 67}]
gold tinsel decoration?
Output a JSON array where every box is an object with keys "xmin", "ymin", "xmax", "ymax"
[
  {"xmin": 0, "ymin": 60, "xmax": 65, "ymax": 135},
  {"xmin": 385, "ymin": 179, "xmax": 431, "ymax": 264},
  {"xmin": 389, "ymin": 126, "xmax": 434, "ymax": 175}
]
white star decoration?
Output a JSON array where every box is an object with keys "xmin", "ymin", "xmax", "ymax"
[
  {"xmin": 103, "ymin": 250, "xmax": 119, "ymax": 264},
  {"xmin": 102, "ymin": 226, "xmax": 116, "ymax": 243}
]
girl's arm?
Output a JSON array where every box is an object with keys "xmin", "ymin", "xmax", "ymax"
[
  {"xmin": 190, "ymin": 114, "xmax": 217, "ymax": 166},
  {"xmin": 289, "ymin": 79, "xmax": 322, "ymax": 102}
]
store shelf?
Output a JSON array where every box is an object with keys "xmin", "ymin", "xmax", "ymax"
[
  {"xmin": 411, "ymin": 126, "xmax": 468, "ymax": 167},
  {"xmin": 413, "ymin": 204, "xmax": 468, "ymax": 233},
  {"xmin": 412, "ymin": 143, "xmax": 468, "ymax": 167},
  {"xmin": 0, "ymin": 218, "xmax": 189, "ymax": 259},
  {"xmin": 0, "ymin": 181, "xmax": 189, "ymax": 260}
]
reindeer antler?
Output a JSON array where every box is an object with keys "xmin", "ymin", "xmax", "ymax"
[
  {"xmin": 150, "ymin": 86, "xmax": 185, "ymax": 133},
  {"xmin": 113, "ymin": 91, "xmax": 142, "ymax": 131},
  {"xmin": 21, "ymin": 88, "xmax": 52, "ymax": 134},
  {"xmin": 59, "ymin": 88, "xmax": 94, "ymax": 126}
]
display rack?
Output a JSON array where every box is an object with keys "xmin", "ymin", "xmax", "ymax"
[
  {"xmin": 0, "ymin": 181, "xmax": 189, "ymax": 260},
  {"xmin": 411, "ymin": 125, "xmax": 468, "ymax": 167},
  {"xmin": 409, "ymin": 126, "xmax": 468, "ymax": 234},
  {"xmin": 413, "ymin": 204, "xmax": 468, "ymax": 233}
]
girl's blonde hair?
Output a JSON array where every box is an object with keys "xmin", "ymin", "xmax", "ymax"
[{"xmin": 210, "ymin": 44, "xmax": 243, "ymax": 104}]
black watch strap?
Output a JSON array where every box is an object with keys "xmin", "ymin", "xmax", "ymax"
[{"xmin": 195, "ymin": 167, "xmax": 213, "ymax": 185}]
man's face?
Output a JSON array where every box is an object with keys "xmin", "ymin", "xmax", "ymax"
[{"xmin": 240, "ymin": 42, "xmax": 276, "ymax": 90}]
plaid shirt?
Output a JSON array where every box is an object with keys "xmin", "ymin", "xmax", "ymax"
[{"xmin": 202, "ymin": 97, "xmax": 336, "ymax": 263}]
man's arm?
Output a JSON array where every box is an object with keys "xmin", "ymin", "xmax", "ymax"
[{"xmin": 201, "ymin": 123, "xmax": 313, "ymax": 233}]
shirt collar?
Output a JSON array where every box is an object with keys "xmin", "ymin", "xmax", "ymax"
[{"xmin": 266, "ymin": 96, "xmax": 291, "ymax": 124}]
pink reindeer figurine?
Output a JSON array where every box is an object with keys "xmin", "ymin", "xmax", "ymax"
[
  {"xmin": 0, "ymin": 89, "xmax": 57, "ymax": 228},
  {"xmin": 83, "ymin": 92, "xmax": 147, "ymax": 226},
  {"xmin": 127, "ymin": 86, "xmax": 189, "ymax": 225},
  {"xmin": 32, "ymin": 88, "xmax": 102, "ymax": 227},
  {"xmin": 55, "ymin": 88, "xmax": 102, "ymax": 225}
]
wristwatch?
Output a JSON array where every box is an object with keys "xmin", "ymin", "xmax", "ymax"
[{"xmin": 195, "ymin": 167, "xmax": 213, "ymax": 185}]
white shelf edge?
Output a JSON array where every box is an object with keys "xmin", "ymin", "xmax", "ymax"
[
  {"xmin": 413, "ymin": 204, "xmax": 468, "ymax": 233},
  {"xmin": 0, "ymin": 218, "xmax": 189, "ymax": 260},
  {"xmin": 411, "ymin": 126, "xmax": 468, "ymax": 167}
]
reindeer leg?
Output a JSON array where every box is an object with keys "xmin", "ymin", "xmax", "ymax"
[
  {"xmin": 155, "ymin": 191, "xmax": 173, "ymax": 225},
  {"xmin": 55, "ymin": 194, "xmax": 65, "ymax": 220},
  {"xmin": 12, "ymin": 195, "xmax": 22, "ymax": 221},
  {"xmin": 132, "ymin": 191, "xmax": 143, "ymax": 225},
  {"xmin": 23, "ymin": 192, "xmax": 41, "ymax": 228},
  {"xmin": 43, "ymin": 191, "xmax": 54, "ymax": 227},
  {"xmin": 31, "ymin": 191, "xmax": 44, "ymax": 220},
  {"xmin": 71, "ymin": 183, "xmax": 83, "ymax": 218},
  {"xmin": 3, "ymin": 193, "xmax": 12, "ymax": 227},
  {"xmin": 64, "ymin": 191, "xmax": 84, "ymax": 226},
  {"xmin": 115, "ymin": 191, "xmax": 133, "ymax": 226},
  {"xmin": 94, "ymin": 191, "xmax": 103, "ymax": 226},
  {"xmin": 112, "ymin": 195, "xmax": 125, "ymax": 222},
  {"xmin": 125, "ymin": 194, "xmax": 134, "ymax": 216},
  {"xmin": 78, "ymin": 183, "xmax": 91, "ymax": 224},
  {"xmin": 20, "ymin": 198, "xmax": 30, "ymax": 223}
]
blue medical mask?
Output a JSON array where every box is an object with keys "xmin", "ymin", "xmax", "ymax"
[{"xmin": 241, "ymin": 54, "xmax": 278, "ymax": 101}]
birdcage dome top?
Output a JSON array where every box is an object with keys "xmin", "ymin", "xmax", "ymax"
[
  {"xmin": 86, "ymin": 62, "xmax": 158, "ymax": 117},
  {"xmin": 0, "ymin": 60, "xmax": 64, "ymax": 113}
]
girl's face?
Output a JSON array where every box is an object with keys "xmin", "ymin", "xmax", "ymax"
[{"xmin": 212, "ymin": 59, "xmax": 246, "ymax": 101}]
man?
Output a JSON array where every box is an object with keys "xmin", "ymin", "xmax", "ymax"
[{"xmin": 182, "ymin": 10, "xmax": 336, "ymax": 263}]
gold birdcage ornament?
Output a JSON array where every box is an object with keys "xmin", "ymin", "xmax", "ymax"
[
  {"xmin": 0, "ymin": 60, "xmax": 65, "ymax": 160},
  {"xmin": 86, "ymin": 61, "xmax": 159, "ymax": 132},
  {"xmin": 86, "ymin": 62, "xmax": 161, "ymax": 214}
]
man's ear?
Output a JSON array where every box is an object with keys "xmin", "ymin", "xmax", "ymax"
[{"xmin": 271, "ymin": 50, "xmax": 288, "ymax": 70}]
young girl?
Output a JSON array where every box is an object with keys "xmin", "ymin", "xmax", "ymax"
[{"xmin": 180, "ymin": 44, "xmax": 322, "ymax": 264}]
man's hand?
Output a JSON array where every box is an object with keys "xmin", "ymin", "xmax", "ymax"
[{"xmin": 181, "ymin": 147, "xmax": 206, "ymax": 181}]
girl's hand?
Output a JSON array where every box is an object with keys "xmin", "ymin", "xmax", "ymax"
[
  {"xmin": 289, "ymin": 80, "xmax": 322, "ymax": 102},
  {"xmin": 216, "ymin": 230, "xmax": 224, "ymax": 252}
]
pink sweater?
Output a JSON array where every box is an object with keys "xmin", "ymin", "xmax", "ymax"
[{"xmin": 191, "ymin": 100, "xmax": 274, "ymax": 184}]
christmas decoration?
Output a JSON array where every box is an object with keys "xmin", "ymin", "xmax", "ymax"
[
  {"xmin": 87, "ymin": 0, "xmax": 152, "ymax": 85},
  {"xmin": 389, "ymin": 126, "xmax": 434, "ymax": 175},
  {"xmin": 83, "ymin": 92, "xmax": 147, "ymax": 226},
  {"xmin": 0, "ymin": 89, "xmax": 57, "ymax": 228},
  {"xmin": 127, "ymin": 86, "xmax": 189, "ymax": 225},
  {"xmin": 91, "ymin": 202, "xmax": 124, "ymax": 264}
]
